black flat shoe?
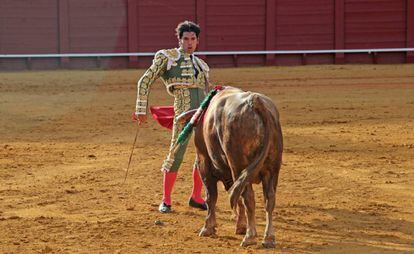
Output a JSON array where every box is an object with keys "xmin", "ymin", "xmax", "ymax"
[
  {"xmin": 159, "ymin": 202, "xmax": 172, "ymax": 213},
  {"xmin": 188, "ymin": 198, "xmax": 207, "ymax": 210}
]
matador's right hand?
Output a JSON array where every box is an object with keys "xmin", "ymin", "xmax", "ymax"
[{"xmin": 132, "ymin": 113, "xmax": 148, "ymax": 125}]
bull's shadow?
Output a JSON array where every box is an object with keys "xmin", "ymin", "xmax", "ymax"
[{"xmin": 177, "ymin": 181, "xmax": 413, "ymax": 253}]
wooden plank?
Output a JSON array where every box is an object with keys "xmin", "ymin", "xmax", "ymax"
[
  {"xmin": 206, "ymin": 0, "xmax": 266, "ymax": 51},
  {"xmin": 136, "ymin": 0, "xmax": 196, "ymax": 52},
  {"xmin": 275, "ymin": 0, "xmax": 334, "ymax": 51},
  {"xmin": 67, "ymin": 0, "xmax": 128, "ymax": 53},
  {"xmin": 335, "ymin": 0, "xmax": 345, "ymax": 63},
  {"xmin": 127, "ymin": 0, "xmax": 138, "ymax": 64},
  {"xmin": 0, "ymin": 2, "xmax": 2, "ymax": 52},
  {"xmin": 203, "ymin": 0, "xmax": 265, "ymax": 5},
  {"xmin": 265, "ymin": 0, "xmax": 276, "ymax": 65},
  {"xmin": 407, "ymin": 0, "xmax": 414, "ymax": 63},
  {"xmin": 58, "ymin": 0, "xmax": 70, "ymax": 64},
  {"xmin": 0, "ymin": 0, "xmax": 58, "ymax": 55},
  {"xmin": 344, "ymin": 0, "xmax": 406, "ymax": 50},
  {"xmin": 196, "ymin": 0, "xmax": 207, "ymax": 52}
]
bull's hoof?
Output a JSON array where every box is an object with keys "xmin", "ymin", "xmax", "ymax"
[
  {"xmin": 240, "ymin": 237, "xmax": 256, "ymax": 247},
  {"xmin": 262, "ymin": 235, "xmax": 276, "ymax": 248},
  {"xmin": 235, "ymin": 225, "xmax": 246, "ymax": 235},
  {"xmin": 199, "ymin": 226, "xmax": 216, "ymax": 237},
  {"xmin": 262, "ymin": 240, "xmax": 276, "ymax": 248}
]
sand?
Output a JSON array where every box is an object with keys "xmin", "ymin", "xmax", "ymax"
[{"xmin": 1, "ymin": 64, "xmax": 413, "ymax": 253}]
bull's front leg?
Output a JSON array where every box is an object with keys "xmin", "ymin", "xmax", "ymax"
[
  {"xmin": 199, "ymin": 172, "xmax": 218, "ymax": 237},
  {"xmin": 240, "ymin": 184, "xmax": 257, "ymax": 247}
]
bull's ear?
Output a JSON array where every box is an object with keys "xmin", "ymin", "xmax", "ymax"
[{"xmin": 177, "ymin": 109, "xmax": 197, "ymax": 124}]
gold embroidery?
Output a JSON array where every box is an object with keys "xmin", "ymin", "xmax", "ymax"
[
  {"xmin": 195, "ymin": 57, "xmax": 210, "ymax": 72},
  {"xmin": 180, "ymin": 63, "xmax": 192, "ymax": 68},
  {"xmin": 135, "ymin": 53, "xmax": 168, "ymax": 114},
  {"xmin": 163, "ymin": 48, "xmax": 180, "ymax": 60},
  {"xmin": 166, "ymin": 76, "xmax": 193, "ymax": 84},
  {"xmin": 181, "ymin": 69, "xmax": 193, "ymax": 75}
]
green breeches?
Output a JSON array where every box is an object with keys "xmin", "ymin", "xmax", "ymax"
[{"xmin": 162, "ymin": 88, "xmax": 205, "ymax": 172}]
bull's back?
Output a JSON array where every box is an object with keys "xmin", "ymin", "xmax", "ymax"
[{"xmin": 204, "ymin": 88, "xmax": 279, "ymax": 173}]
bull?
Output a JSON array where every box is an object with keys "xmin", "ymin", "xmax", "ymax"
[{"xmin": 179, "ymin": 86, "xmax": 283, "ymax": 248}]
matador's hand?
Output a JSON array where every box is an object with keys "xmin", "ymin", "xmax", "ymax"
[{"xmin": 132, "ymin": 113, "xmax": 148, "ymax": 125}]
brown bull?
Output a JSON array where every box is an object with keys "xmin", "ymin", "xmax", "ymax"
[{"xmin": 186, "ymin": 87, "xmax": 283, "ymax": 248}]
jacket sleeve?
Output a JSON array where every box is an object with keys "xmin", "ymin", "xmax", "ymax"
[{"xmin": 135, "ymin": 53, "xmax": 168, "ymax": 115}]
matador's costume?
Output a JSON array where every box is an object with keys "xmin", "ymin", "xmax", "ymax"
[{"xmin": 135, "ymin": 47, "xmax": 209, "ymax": 211}]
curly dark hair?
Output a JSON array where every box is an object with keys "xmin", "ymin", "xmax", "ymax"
[{"xmin": 175, "ymin": 21, "xmax": 201, "ymax": 39}]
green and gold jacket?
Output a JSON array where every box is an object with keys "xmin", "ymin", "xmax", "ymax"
[{"xmin": 135, "ymin": 47, "xmax": 210, "ymax": 115}]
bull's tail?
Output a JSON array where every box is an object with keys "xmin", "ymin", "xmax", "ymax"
[{"xmin": 228, "ymin": 93, "xmax": 273, "ymax": 210}]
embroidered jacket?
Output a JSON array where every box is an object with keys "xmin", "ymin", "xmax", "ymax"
[{"xmin": 135, "ymin": 47, "xmax": 210, "ymax": 115}]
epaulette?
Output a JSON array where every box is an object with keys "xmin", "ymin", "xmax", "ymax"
[
  {"xmin": 156, "ymin": 48, "xmax": 180, "ymax": 70},
  {"xmin": 157, "ymin": 48, "xmax": 180, "ymax": 61}
]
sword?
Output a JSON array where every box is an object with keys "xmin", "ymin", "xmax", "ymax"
[{"xmin": 123, "ymin": 120, "xmax": 140, "ymax": 184}]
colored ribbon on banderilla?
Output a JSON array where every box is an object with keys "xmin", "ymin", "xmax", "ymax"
[{"xmin": 171, "ymin": 85, "xmax": 224, "ymax": 154}]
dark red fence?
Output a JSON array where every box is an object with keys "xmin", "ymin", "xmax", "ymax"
[{"xmin": 0, "ymin": 0, "xmax": 413, "ymax": 70}]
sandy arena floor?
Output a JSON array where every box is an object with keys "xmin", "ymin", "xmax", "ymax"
[{"xmin": 0, "ymin": 64, "xmax": 413, "ymax": 253}]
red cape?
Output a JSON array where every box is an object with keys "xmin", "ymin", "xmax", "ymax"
[{"xmin": 150, "ymin": 106, "xmax": 174, "ymax": 130}]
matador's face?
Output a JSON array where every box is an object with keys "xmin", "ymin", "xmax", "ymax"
[{"xmin": 179, "ymin": 32, "xmax": 199, "ymax": 54}]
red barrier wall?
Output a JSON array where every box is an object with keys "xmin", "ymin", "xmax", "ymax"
[
  {"xmin": 275, "ymin": 0, "xmax": 335, "ymax": 65},
  {"xmin": 0, "ymin": 0, "xmax": 411, "ymax": 70},
  {"xmin": 344, "ymin": 0, "xmax": 406, "ymax": 64},
  {"xmin": 0, "ymin": 0, "xmax": 59, "ymax": 69}
]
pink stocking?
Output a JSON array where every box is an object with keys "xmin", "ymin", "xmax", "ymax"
[
  {"xmin": 162, "ymin": 171, "xmax": 178, "ymax": 205},
  {"xmin": 191, "ymin": 167, "xmax": 205, "ymax": 203}
]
